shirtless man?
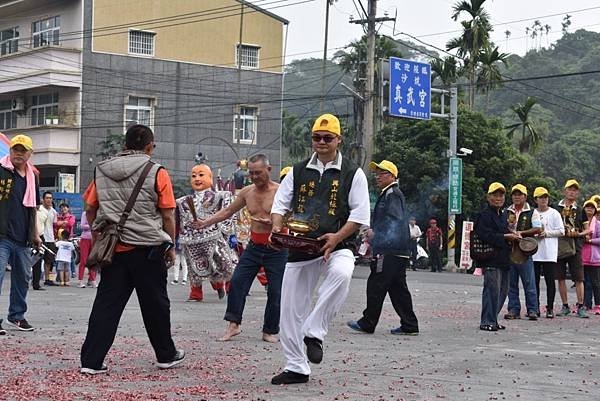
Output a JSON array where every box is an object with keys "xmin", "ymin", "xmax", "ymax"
[{"xmin": 196, "ymin": 154, "xmax": 288, "ymax": 342}]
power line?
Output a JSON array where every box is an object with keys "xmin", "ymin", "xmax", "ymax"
[
  {"xmin": 408, "ymin": 5, "xmax": 600, "ymax": 39},
  {"xmin": 395, "ymin": 31, "xmax": 600, "ymax": 120}
]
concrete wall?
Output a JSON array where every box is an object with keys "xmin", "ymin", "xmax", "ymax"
[
  {"xmin": 91, "ymin": 0, "xmax": 285, "ymax": 73},
  {"xmin": 79, "ymin": 53, "xmax": 284, "ymax": 188}
]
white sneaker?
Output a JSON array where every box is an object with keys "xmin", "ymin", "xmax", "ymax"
[
  {"xmin": 79, "ymin": 281, "xmax": 86, "ymax": 288},
  {"xmin": 170, "ymin": 280, "xmax": 178, "ymax": 285},
  {"xmin": 181, "ymin": 280, "xmax": 187, "ymax": 285},
  {"xmin": 80, "ymin": 364, "xmax": 108, "ymax": 375},
  {"xmin": 157, "ymin": 350, "xmax": 185, "ymax": 369}
]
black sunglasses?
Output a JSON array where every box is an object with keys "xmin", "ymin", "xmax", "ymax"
[{"xmin": 311, "ymin": 134, "xmax": 336, "ymax": 143}]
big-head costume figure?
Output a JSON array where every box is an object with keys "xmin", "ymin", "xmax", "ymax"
[{"xmin": 176, "ymin": 164, "xmax": 238, "ymax": 301}]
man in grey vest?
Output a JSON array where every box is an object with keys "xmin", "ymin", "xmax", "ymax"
[
  {"xmin": 270, "ymin": 114, "xmax": 370, "ymax": 385},
  {"xmin": 80, "ymin": 124, "xmax": 184, "ymax": 374}
]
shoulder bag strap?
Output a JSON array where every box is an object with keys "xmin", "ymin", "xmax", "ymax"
[{"xmin": 117, "ymin": 161, "xmax": 154, "ymax": 232}]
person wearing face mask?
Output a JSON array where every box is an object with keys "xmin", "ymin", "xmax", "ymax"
[{"xmin": 176, "ymin": 163, "xmax": 238, "ymax": 302}]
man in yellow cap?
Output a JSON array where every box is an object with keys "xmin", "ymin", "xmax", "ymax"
[
  {"xmin": 0, "ymin": 134, "xmax": 41, "ymax": 334},
  {"xmin": 556, "ymin": 179, "xmax": 588, "ymax": 318},
  {"xmin": 532, "ymin": 187, "xmax": 565, "ymax": 318},
  {"xmin": 270, "ymin": 113, "xmax": 370, "ymax": 384},
  {"xmin": 504, "ymin": 184, "xmax": 542, "ymax": 321},
  {"xmin": 476, "ymin": 183, "xmax": 521, "ymax": 332},
  {"xmin": 347, "ymin": 160, "xmax": 419, "ymax": 336}
]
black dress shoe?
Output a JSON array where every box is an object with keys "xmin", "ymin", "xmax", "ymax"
[
  {"xmin": 303, "ymin": 336, "xmax": 323, "ymax": 364},
  {"xmin": 271, "ymin": 370, "xmax": 309, "ymax": 385},
  {"xmin": 32, "ymin": 287, "xmax": 46, "ymax": 291}
]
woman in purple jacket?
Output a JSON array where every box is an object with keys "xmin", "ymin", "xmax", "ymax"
[{"xmin": 582, "ymin": 199, "xmax": 600, "ymax": 314}]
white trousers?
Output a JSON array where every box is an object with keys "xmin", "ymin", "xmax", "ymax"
[
  {"xmin": 280, "ymin": 249, "xmax": 355, "ymax": 375},
  {"xmin": 172, "ymin": 250, "xmax": 188, "ymax": 281}
]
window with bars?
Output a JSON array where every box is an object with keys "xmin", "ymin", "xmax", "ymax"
[
  {"xmin": 125, "ymin": 96, "xmax": 153, "ymax": 129},
  {"xmin": 0, "ymin": 100, "xmax": 17, "ymax": 130},
  {"xmin": 30, "ymin": 92, "xmax": 59, "ymax": 126},
  {"xmin": 233, "ymin": 106, "xmax": 258, "ymax": 144},
  {"xmin": 0, "ymin": 27, "xmax": 19, "ymax": 56},
  {"xmin": 32, "ymin": 16, "xmax": 60, "ymax": 48},
  {"xmin": 236, "ymin": 44, "xmax": 259, "ymax": 69},
  {"xmin": 129, "ymin": 30, "xmax": 155, "ymax": 56}
]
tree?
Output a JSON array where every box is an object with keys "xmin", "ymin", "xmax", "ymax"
[
  {"xmin": 505, "ymin": 97, "xmax": 542, "ymax": 153},
  {"xmin": 281, "ymin": 111, "xmax": 311, "ymax": 165},
  {"xmin": 431, "ymin": 56, "xmax": 458, "ymax": 86},
  {"xmin": 334, "ymin": 34, "xmax": 403, "ymax": 91},
  {"xmin": 446, "ymin": 0, "xmax": 493, "ymax": 108},
  {"xmin": 476, "ymin": 45, "xmax": 509, "ymax": 106},
  {"xmin": 373, "ymin": 107, "xmax": 549, "ymax": 236},
  {"xmin": 96, "ymin": 130, "xmax": 124, "ymax": 160}
]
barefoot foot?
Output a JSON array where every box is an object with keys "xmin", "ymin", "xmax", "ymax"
[
  {"xmin": 217, "ymin": 323, "xmax": 241, "ymax": 341},
  {"xmin": 262, "ymin": 333, "xmax": 279, "ymax": 343}
]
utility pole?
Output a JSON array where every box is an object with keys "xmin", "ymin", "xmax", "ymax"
[
  {"xmin": 447, "ymin": 84, "xmax": 458, "ymax": 272},
  {"xmin": 350, "ymin": 0, "xmax": 394, "ymax": 166},
  {"xmin": 320, "ymin": 0, "xmax": 333, "ymax": 113},
  {"xmin": 236, "ymin": 2, "xmax": 245, "ymax": 159}
]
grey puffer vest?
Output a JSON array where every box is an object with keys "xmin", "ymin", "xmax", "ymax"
[{"xmin": 93, "ymin": 151, "xmax": 171, "ymax": 246}]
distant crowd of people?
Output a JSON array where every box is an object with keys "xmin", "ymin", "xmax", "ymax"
[{"xmin": 476, "ymin": 181, "xmax": 600, "ymax": 332}]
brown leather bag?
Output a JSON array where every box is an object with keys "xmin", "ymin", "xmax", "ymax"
[{"xmin": 86, "ymin": 162, "xmax": 154, "ymax": 271}]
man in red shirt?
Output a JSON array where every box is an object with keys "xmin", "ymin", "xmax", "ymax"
[{"xmin": 426, "ymin": 219, "xmax": 444, "ymax": 272}]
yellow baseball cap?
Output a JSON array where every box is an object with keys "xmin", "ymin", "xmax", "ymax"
[
  {"xmin": 279, "ymin": 166, "xmax": 291, "ymax": 179},
  {"xmin": 511, "ymin": 184, "xmax": 527, "ymax": 195},
  {"xmin": 10, "ymin": 134, "xmax": 33, "ymax": 151},
  {"xmin": 533, "ymin": 187, "xmax": 549, "ymax": 198},
  {"xmin": 488, "ymin": 182, "xmax": 506, "ymax": 194},
  {"xmin": 312, "ymin": 113, "xmax": 341, "ymax": 136},
  {"xmin": 592, "ymin": 195, "xmax": 600, "ymax": 204},
  {"xmin": 564, "ymin": 179, "xmax": 580, "ymax": 189},
  {"xmin": 583, "ymin": 199, "xmax": 598, "ymax": 209},
  {"xmin": 369, "ymin": 160, "xmax": 398, "ymax": 178}
]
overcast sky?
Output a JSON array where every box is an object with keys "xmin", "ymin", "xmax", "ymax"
[{"xmin": 274, "ymin": 0, "xmax": 600, "ymax": 62}]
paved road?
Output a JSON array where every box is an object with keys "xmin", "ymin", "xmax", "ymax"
[{"xmin": 0, "ymin": 267, "xmax": 598, "ymax": 401}]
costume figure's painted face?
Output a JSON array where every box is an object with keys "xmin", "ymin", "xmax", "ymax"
[{"xmin": 191, "ymin": 165, "xmax": 213, "ymax": 191}]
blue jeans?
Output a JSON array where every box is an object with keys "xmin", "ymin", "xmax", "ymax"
[
  {"xmin": 481, "ymin": 267, "xmax": 509, "ymax": 326},
  {"xmin": 224, "ymin": 243, "xmax": 288, "ymax": 334},
  {"xmin": 0, "ymin": 238, "xmax": 33, "ymax": 321},
  {"xmin": 507, "ymin": 257, "xmax": 538, "ymax": 315}
]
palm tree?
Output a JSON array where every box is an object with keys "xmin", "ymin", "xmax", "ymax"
[
  {"xmin": 477, "ymin": 45, "xmax": 509, "ymax": 107},
  {"xmin": 431, "ymin": 56, "xmax": 458, "ymax": 86},
  {"xmin": 281, "ymin": 111, "xmax": 310, "ymax": 164},
  {"xmin": 446, "ymin": 0, "xmax": 493, "ymax": 108},
  {"xmin": 505, "ymin": 97, "xmax": 542, "ymax": 153},
  {"xmin": 335, "ymin": 34, "xmax": 402, "ymax": 91}
]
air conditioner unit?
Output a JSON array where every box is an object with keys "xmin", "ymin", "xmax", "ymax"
[{"xmin": 11, "ymin": 97, "xmax": 25, "ymax": 111}]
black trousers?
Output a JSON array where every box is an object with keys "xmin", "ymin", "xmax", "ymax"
[
  {"xmin": 80, "ymin": 247, "xmax": 177, "ymax": 369},
  {"xmin": 409, "ymin": 239, "xmax": 418, "ymax": 268},
  {"xmin": 32, "ymin": 254, "xmax": 43, "ymax": 289},
  {"xmin": 534, "ymin": 261, "xmax": 556, "ymax": 310},
  {"xmin": 358, "ymin": 255, "xmax": 419, "ymax": 333},
  {"xmin": 429, "ymin": 246, "xmax": 442, "ymax": 272}
]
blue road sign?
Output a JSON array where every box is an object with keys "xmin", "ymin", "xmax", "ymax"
[{"xmin": 389, "ymin": 57, "xmax": 431, "ymax": 120}]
